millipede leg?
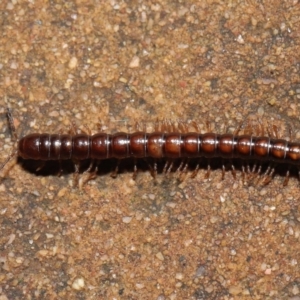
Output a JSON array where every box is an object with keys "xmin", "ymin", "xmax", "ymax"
[
  {"xmin": 262, "ymin": 165, "xmax": 271, "ymax": 178},
  {"xmin": 134, "ymin": 122, "xmax": 140, "ymax": 131},
  {"xmin": 205, "ymin": 120, "xmax": 211, "ymax": 132},
  {"xmin": 246, "ymin": 163, "xmax": 251, "ymax": 175},
  {"xmin": 80, "ymin": 160, "xmax": 97, "ymax": 187},
  {"xmin": 251, "ymin": 162, "xmax": 257, "ymax": 173},
  {"xmin": 111, "ymin": 160, "xmax": 120, "ymax": 178},
  {"xmin": 69, "ymin": 121, "xmax": 77, "ymax": 135},
  {"xmin": 283, "ymin": 169, "xmax": 290, "ymax": 186},
  {"xmin": 167, "ymin": 161, "xmax": 174, "ymax": 174},
  {"xmin": 191, "ymin": 159, "xmax": 201, "ymax": 178},
  {"xmin": 89, "ymin": 161, "xmax": 99, "ymax": 181},
  {"xmin": 288, "ymin": 124, "xmax": 294, "ymax": 141},
  {"xmin": 241, "ymin": 164, "xmax": 246, "ymax": 183},
  {"xmin": 249, "ymin": 162, "xmax": 259, "ymax": 177},
  {"xmin": 243, "ymin": 163, "xmax": 251, "ymax": 183},
  {"xmin": 163, "ymin": 159, "xmax": 174, "ymax": 174},
  {"xmin": 133, "ymin": 158, "xmax": 138, "ymax": 180},
  {"xmin": 97, "ymin": 122, "xmax": 105, "ymax": 132},
  {"xmin": 250, "ymin": 164, "xmax": 262, "ymax": 184},
  {"xmin": 266, "ymin": 122, "xmax": 272, "ymax": 138},
  {"xmin": 35, "ymin": 161, "xmax": 45, "ymax": 172},
  {"xmin": 262, "ymin": 167, "xmax": 275, "ymax": 185},
  {"xmin": 86, "ymin": 159, "xmax": 95, "ymax": 173},
  {"xmin": 274, "ymin": 125, "xmax": 279, "ymax": 138},
  {"xmin": 154, "ymin": 119, "xmax": 160, "ymax": 131},
  {"xmin": 260, "ymin": 164, "xmax": 275, "ymax": 185},
  {"xmin": 58, "ymin": 160, "xmax": 63, "ymax": 176},
  {"xmin": 82, "ymin": 124, "xmax": 91, "ymax": 135},
  {"xmin": 251, "ymin": 163, "xmax": 262, "ymax": 177},
  {"xmin": 234, "ymin": 122, "xmax": 243, "ymax": 135},
  {"xmin": 178, "ymin": 121, "xmax": 187, "ymax": 133},
  {"xmin": 163, "ymin": 160, "xmax": 170, "ymax": 174},
  {"xmin": 231, "ymin": 161, "xmax": 236, "ymax": 179},
  {"xmin": 243, "ymin": 121, "xmax": 251, "ymax": 135},
  {"xmin": 182, "ymin": 160, "xmax": 189, "ymax": 174},
  {"xmin": 176, "ymin": 160, "xmax": 184, "ymax": 173},
  {"xmin": 73, "ymin": 160, "xmax": 80, "ymax": 187},
  {"xmin": 246, "ymin": 162, "xmax": 256, "ymax": 184},
  {"xmin": 221, "ymin": 160, "xmax": 226, "ymax": 180},
  {"xmin": 177, "ymin": 159, "xmax": 189, "ymax": 181},
  {"xmin": 147, "ymin": 159, "xmax": 157, "ymax": 179},
  {"xmin": 205, "ymin": 159, "xmax": 211, "ymax": 179},
  {"xmin": 258, "ymin": 120, "xmax": 264, "ymax": 136},
  {"xmin": 176, "ymin": 158, "xmax": 188, "ymax": 173},
  {"xmin": 191, "ymin": 121, "xmax": 199, "ymax": 132},
  {"xmin": 152, "ymin": 160, "xmax": 158, "ymax": 178}
]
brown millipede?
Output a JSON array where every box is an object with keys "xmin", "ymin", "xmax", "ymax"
[{"xmin": 1, "ymin": 109, "xmax": 300, "ymax": 185}]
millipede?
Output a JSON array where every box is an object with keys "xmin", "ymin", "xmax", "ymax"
[{"xmin": 1, "ymin": 108, "xmax": 300, "ymax": 186}]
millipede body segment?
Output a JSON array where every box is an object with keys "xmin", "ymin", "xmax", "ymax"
[{"xmin": 18, "ymin": 132, "xmax": 300, "ymax": 164}]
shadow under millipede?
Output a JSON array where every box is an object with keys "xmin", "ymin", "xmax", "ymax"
[{"xmin": 19, "ymin": 157, "xmax": 298, "ymax": 184}]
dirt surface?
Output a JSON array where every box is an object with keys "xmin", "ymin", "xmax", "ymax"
[{"xmin": 1, "ymin": 1, "xmax": 300, "ymax": 299}]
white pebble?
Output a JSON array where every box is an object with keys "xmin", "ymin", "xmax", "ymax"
[
  {"xmin": 68, "ymin": 56, "xmax": 78, "ymax": 69},
  {"xmin": 122, "ymin": 216, "xmax": 132, "ymax": 223},
  {"xmin": 129, "ymin": 56, "xmax": 140, "ymax": 68},
  {"xmin": 148, "ymin": 194, "xmax": 155, "ymax": 200},
  {"xmin": 264, "ymin": 268, "xmax": 272, "ymax": 275},
  {"xmin": 15, "ymin": 257, "xmax": 24, "ymax": 264},
  {"xmin": 6, "ymin": 2, "xmax": 14, "ymax": 10},
  {"xmin": 72, "ymin": 278, "xmax": 85, "ymax": 290},
  {"xmin": 166, "ymin": 202, "xmax": 176, "ymax": 208},
  {"xmin": 257, "ymin": 106, "xmax": 264, "ymax": 116},
  {"xmin": 210, "ymin": 216, "xmax": 218, "ymax": 224},
  {"xmin": 220, "ymin": 195, "xmax": 226, "ymax": 202},
  {"xmin": 10, "ymin": 61, "xmax": 18, "ymax": 69},
  {"xmin": 290, "ymin": 258, "xmax": 298, "ymax": 266},
  {"xmin": 236, "ymin": 34, "xmax": 244, "ymax": 44}
]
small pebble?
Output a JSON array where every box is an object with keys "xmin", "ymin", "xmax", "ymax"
[
  {"xmin": 129, "ymin": 56, "xmax": 140, "ymax": 68},
  {"xmin": 265, "ymin": 268, "xmax": 272, "ymax": 275},
  {"xmin": 195, "ymin": 266, "xmax": 205, "ymax": 277},
  {"xmin": 122, "ymin": 216, "xmax": 132, "ymax": 223},
  {"xmin": 148, "ymin": 194, "xmax": 155, "ymax": 200},
  {"xmin": 68, "ymin": 56, "xmax": 78, "ymax": 69},
  {"xmin": 166, "ymin": 202, "xmax": 176, "ymax": 208},
  {"xmin": 10, "ymin": 61, "xmax": 18, "ymax": 69},
  {"xmin": 210, "ymin": 216, "xmax": 218, "ymax": 224},
  {"xmin": 236, "ymin": 35, "xmax": 244, "ymax": 44},
  {"xmin": 6, "ymin": 2, "xmax": 14, "ymax": 10},
  {"xmin": 229, "ymin": 285, "xmax": 242, "ymax": 295},
  {"xmin": 46, "ymin": 233, "xmax": 54, "ymax": 239},
  {"xmin": 15, "ymin": 257, "xmax": 24, "ymax": 264},
  {"xmin": 0, "ymin": 184, "xmax": 5, "ymax": 192},
  {"xmin": 156, "ymin": 252, "xmax": 164, "ymax": 261},
  {"xmin": 72, "ymin": 278, "xmax": 85, "ymax": 290},
  {"xmin": 38, "ymin": 250, "xmax": 48, "ymax": 257}
]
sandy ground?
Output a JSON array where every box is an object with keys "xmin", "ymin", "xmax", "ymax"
[{"xmin": 1, "ymin": 1, "xmax": 300, "ymax": 299}]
